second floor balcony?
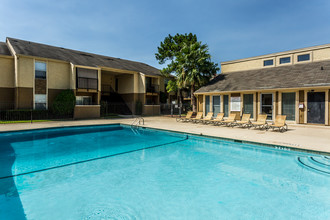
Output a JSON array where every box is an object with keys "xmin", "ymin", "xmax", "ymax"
[
  {"xmin": 146, "ymin": 84, "xmax": 159, "ymax": 93},
  {"xmin": 77, "ymin": 77, "xmax": 98, "ymax": 90}
]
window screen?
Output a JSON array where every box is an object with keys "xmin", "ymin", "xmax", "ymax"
[
  {"xmin": 35, "ymin": 94, "xmax": 47, "ymax": 109},
  {"xmin": 263, "ymin": 59, "xmax": 273, "ymax": 66},
  {"xmin": 280, "ymin": 57, "xmax": 291, "ymax": 64},
  {"xmin": 282, "ymin": 92, "xmax": 295, "ymax": 120},
  {"xmin": 35, "ymin": 61, "xmax": 46, "ymax": 79},
  {"xmin": 224, "ymin": 95, "xmax": 229, "ymax": 117},
  {"xmin": 205, "ymin": 96, "xmax": 210, "ymax": 114},
  {"xmin": 243, "ymin": 94, "xmax": 253, "ymax": 118},
  {"xmin": 230, "ymin": 96, "xmax": 241, "ymax": 111},
  {"xmin": 77, "ymin": 68, "xmax": 98, "ymax": 89},
  {"xmin": 297, "ymin": 54, "xmax": 310, "ymax": 62},
  {"xmin": 212, "ymin": 96, "xmax": 220, "ymax": 115}
]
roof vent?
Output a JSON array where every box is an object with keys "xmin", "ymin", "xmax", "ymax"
[{"xmin": 321, "ymin": 66, "xmax": 324, "ymax": 70}]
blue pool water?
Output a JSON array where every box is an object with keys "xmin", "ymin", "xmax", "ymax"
[{"xmin": 0, "ymin": 124, "xmax": 329, "ymax": 219}]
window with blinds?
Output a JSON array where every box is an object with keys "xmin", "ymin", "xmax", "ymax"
[
  {"xmin": 205, "ymin": 96, "xmax": 210, "ymax": 114},
  {"xmin": 76, "ymin": 68, "xmax": 98, "ymax": 90},
  {"xmin": 212, "ymin": 96, "xmax": 221, "ymax": 115},
  {"xmin": 243, "ymin": 94, "xmax": 253, "ymax": 118},
  {"xmin": 282, "ymin": 92, "xmax": 296, "ymax": 121},
  {"xmin": 224, "ymin": 95, "xmax": 229, "ymax": 117}
]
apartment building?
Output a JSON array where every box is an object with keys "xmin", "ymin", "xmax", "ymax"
[
  {"xmin": 0, "ymin": 38, "xmax": 164, "ymax": 118},
  {"xmin": 195, "ymin": 44, "xmax": 330, "ymax": 125}
]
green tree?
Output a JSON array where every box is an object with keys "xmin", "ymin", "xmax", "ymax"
[
  {"xmin": 177, "ymin": 42, "xmax": 219, "ymax": 111},
  {"xmin": 166, "ymin": 80, "xmax": 178, "ymax": 93},
  {"xmin": 155, "ymin": 33, "xmax": 219, "ymax": 112}
]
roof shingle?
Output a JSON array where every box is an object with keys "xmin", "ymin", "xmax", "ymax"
[
  {"xmin": 196, "ymin": 60, "xmax": 330, "ymax": 93},
  {"xmin": 0, "ymin": 42, "xmax": 11, "ymax": 56},
  {"xmin": 7, "ymin": 38, "xmax": 161, "ymax": 76}
]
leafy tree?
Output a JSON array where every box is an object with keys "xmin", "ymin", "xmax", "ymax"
[
  {"xmin": 166, "ymin": 80, "xmax": 178, "ymax": 93},
  {"xmin": 155, "ymin": 33, "xmax": 219, "ymax": 112},
  {"xmin": 51, "ymin": 90, "xmax": 76, "ymax": 116},
  {"xmin": 177, "ymin": 42, "xmax": 219, "ymax": 111}
]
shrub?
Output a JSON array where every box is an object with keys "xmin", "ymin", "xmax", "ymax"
[{"xmin": 51, "ymin": 90, "xmax": 76, "ymax": 116}]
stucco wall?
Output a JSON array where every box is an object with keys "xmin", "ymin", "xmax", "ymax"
[
  {"xmin": 118, "ymin": 74, "xmax": 134, "ymax": 94},
  {"xmin": 313, "ymin": 47, "xmax": 330, "ymax": 62},
  {"xmin": 101, "ymin": 73, "xmax": 115, "ymax": 89},
  {"xmin": 48, "ymin": 61, "xmax": 71, "ymax": 89},
  {"xmin": 134, "ymin": 73, "xmax": 145, "ymax": 94},
  {"xmin": 0, "ymin": 57, "xmax": 15, "ymax": 88},
  {"xmin": 222, "ymin": 46, "xmax": 330, "ymax": 73},
  {"xmin": 17, "ymin": 56, "xmax": 34, "ymax": 88}
]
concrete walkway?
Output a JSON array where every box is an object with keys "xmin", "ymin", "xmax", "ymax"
[{"xmin": 0, "ymin": 116, "xmax": 329, "ymax": 153}]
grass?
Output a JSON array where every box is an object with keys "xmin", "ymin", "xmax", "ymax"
[
  {"xmin": 0, "ymin": 114, "xmax": 122, "ymax": 123},
  {"xmin": 0, "ymin": 120, "xmax": 51, "ymax": 124}
]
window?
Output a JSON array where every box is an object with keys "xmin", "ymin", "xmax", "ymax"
[
  {"xmin": 35, "ymin": 61, "xmax": 46, "ymax": 79},
  {"xmin": 261, "ymin": 94, "xmax": 273, "ymax": 120},
  {"xmin": 297, "ymin": 54, "xmax": 310, "ymax": 62},
  {"xmin": 243, "ymin": 94, "xmax": 253, "ymax": 118},
  {"xmin": 230, "ymin": 96, "xmax": 241, "ymax": 111},
  {"xmin": 35, "ymin": 94, "xmax": 47, "ymax": 109},
  {"xmin": 76, "ymin": 68, "xmax": 98, "ymax": 90},
  {"xmin": 205, "ymin": 96, "xmax": 210, "ymax": 114},
  {"xmin": 282, "ymin": 93, "xmax": 295, "ymax": 120},
  {"xmin": 263, "ymin": 59, "xmax": 273, "ymax": 66},
  {"xmin": 279, "ymin": 57, "xmax": 291, "ymax": 64},
  {"xmin": 223, "ymin": 95, "xmax": 229, "ymax": 117},
  {"xmin": 212, "ymin": 96, "xmax": 221, "ymax": 115},
  {"xmin": 76, "ymin": 96, "xmax": 92, "ymax": 105}
]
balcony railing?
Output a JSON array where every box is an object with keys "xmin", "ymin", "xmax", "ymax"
[
  {"xmin": 146, "ymin": 84, "xmax": 159, "ymax": 93},
  {"xmin": 77, "ymin": 77, "xmax": 98, "ymax": 90}
]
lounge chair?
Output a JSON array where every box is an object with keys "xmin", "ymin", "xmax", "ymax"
[
  {"xmin": 176, "ymin": 111, "xmax": 194, "ymax": 122},
  {"xmin": 190, "ymin": 112, "xmax": 203, "ymax": 123},
  {"xmin": 200, "ymin": 112, "xmax": 214, "ymax": 124},
  {"xmin": 269, "ymin": 115, "xmax": 288, "ymax": 132},
  {"xmin": 234, "ymin": 114, "xmax": 251, "ymax": 127},
  {"xmin": 210, "ymin": 113, "xmax": 225, "ymax": 125},
  {"xmin": 222, "ymin": 113, "xmax": 237, "ymax": 127},
  {"xmin": 251, "ymin": 114, "xmax": 268, "ymax": 130}
]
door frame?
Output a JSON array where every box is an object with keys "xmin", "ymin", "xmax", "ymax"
[
  {"xmin": 242, "ymin": 93, "xmax": 254, "ymax": 119},
  {"xmin": 260, "ymin": 93, "xmax": 274, "ymax": 121},
  {"xmin": 304, "ymin": 89, "xmax": 329, "ymax": 125}
]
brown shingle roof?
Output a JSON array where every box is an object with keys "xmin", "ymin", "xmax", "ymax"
[
  {"xmin": 0, "ymin": 42, "xmax": 11, "ymax": 56},
  {"xmin": 196, "ymin": 60, "xmax": 330, "ymax": 93},
  {"xmin": 7, "ymin": 37, "xmax": 161, "ymax": 76}
]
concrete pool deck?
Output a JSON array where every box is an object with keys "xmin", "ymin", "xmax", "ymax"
[{"xmin": 0, "ymin": 116, "xmax": 329, "ymax": 154}]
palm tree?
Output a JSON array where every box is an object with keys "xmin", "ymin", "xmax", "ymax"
[{"xmin": 176, "ymin": 42, "xmax": 218, "ymax": 112}]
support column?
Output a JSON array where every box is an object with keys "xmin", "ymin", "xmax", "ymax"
[
  {"xmin": 295, "ymin": 91, "xmax": 299, "ymax": 124},
  {"xmin": 325, "ymin": 89, "xmax": 329, "ymax": 125},
  {"xmin": 220, "ymin": 94, "xmax": 224, "ymax": 113}
]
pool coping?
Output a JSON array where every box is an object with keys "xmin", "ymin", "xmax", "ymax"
[
  {"xmin": 127, "ymin": 124, "xmax": 330, "ymax": 156},
  {"xmin": 1, "ymin": 122, "xmax": 329, "ymax": 156}
]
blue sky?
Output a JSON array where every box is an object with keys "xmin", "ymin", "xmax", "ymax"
[{"xmin": 1, "ymin": 0, "xmax": 330, "ymax": 70}]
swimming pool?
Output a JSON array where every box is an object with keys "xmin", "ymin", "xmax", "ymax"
[{"xmin": 0, "ymin": 124, "xmax": 329, "ymax": 219}]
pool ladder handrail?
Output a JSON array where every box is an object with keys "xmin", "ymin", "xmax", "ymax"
[{"xmin": 131, "ymin": 117, "xmax": 144, "ymax": 126}]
